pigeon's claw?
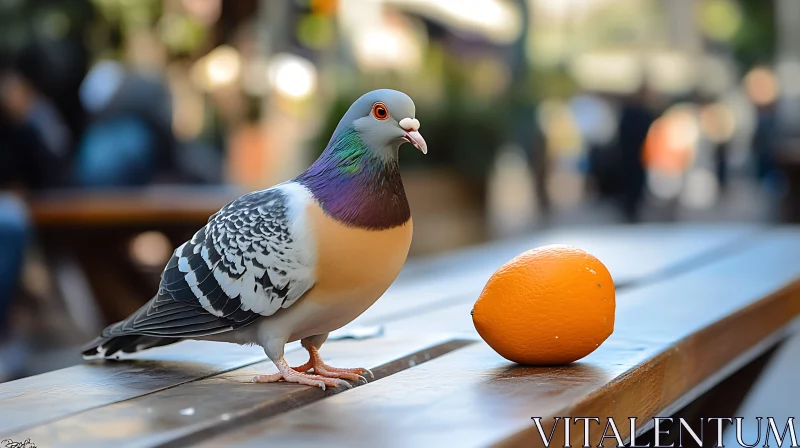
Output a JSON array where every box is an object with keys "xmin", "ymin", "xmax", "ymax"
[
  {"xmin": 314, "ymin": 364, "xmax": 368, "ymax": 384},
  {"xmin": 254, "ymin": 358, "xmax": 351, "ymax": 390},
  {"xmin": 299, "ymin": 346, "xmax": 373, "ymax": 384}
]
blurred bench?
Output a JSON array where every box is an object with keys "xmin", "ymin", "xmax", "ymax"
[
  {"xmin": 27, "ymin": 186, "xmax": 243, "ymax": 335},
  {"xmin": 30, "ymin": 186, "xmax": 242, "ymax": 227},
  {"xmin": 2, "ymin": 225, "xmax": 800, "ymax": 447}
]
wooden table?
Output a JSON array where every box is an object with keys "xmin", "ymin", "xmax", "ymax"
[
  {"xmin": 27, "ymin": 186, "xmax": 244, "ymax": 335},
  {"xmin": 29, "ymin": 186, "xmax": 242, "ymax": 227},
  {"xmin": 2, "ymin": 224, "xmax": 799, "ymax": 447}
]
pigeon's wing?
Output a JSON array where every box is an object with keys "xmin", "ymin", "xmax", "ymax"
[{"xmin": 102, "ymin": 182, "xmax": 316, "ymax": 338}]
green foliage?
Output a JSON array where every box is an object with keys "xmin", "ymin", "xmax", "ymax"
[
  {"xmin": 297, "ymin": 13, "xmax": 336, "ymax": 50},
  {"xmin": 92, "ymin": 0, "xmax": 162, "ymax": 31},
  {"xmin": 730, "ymin": 0, "xmax": 775, "ymax": 67},
  {"xmin": 159, "ymin": 14, "xmax": 206, "ymax": 55},
  {"xmin": 0, "ymin": 0, "xmax": 93, "ymax": 55}
]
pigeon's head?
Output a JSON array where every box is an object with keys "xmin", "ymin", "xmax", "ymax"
[{"xmin": 332, "ymin": 89, "xmax": 427, "ymax": 158}]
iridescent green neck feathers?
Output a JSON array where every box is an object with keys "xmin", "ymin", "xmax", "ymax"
[{"xmin": 295, "ymin": 128, "xmax": 410, "ymax": 230}]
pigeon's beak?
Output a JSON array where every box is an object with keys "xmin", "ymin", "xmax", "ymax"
[
  {"xmin": 399, "ymin": 117, "xmax": 427, "ymax": 155},
  {"xmin": 404, "ymin": 130, "xmax": 427, "ymax": 155}
]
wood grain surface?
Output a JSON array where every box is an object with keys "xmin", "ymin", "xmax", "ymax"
[
  {"xmin": 1, "ymin": 337, "xmax": 471, "ymax": 447},
  {"xmin": 0, "ymin": 341, "xmax": 268, "ymax": 435},
  {"xmin": 1, "ymin": 225, "xmax": 794, "ymax": 448},
  {"xmin": 200, "ymin": 229, "xmax": 800, "ymax": 447}
]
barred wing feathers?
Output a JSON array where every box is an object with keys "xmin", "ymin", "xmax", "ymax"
[{"xmin": 101, "ymin": 182, "xmax": 316, "ymax": 339}]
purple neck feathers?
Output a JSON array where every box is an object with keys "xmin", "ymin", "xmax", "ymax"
[{"xmin": 295, "ymin": 127, "xmax": 410, "ymax": 230}]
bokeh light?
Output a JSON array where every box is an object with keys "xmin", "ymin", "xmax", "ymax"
[
  {"xmin": 570, "ymin": 52, "xmax": 642, "ymax": 94},
  {"xmin": 79, "ymin": 61, "xmax": 125, "ymax": 114},
  {"xmin": 267, "ymin": 53, "xmax": 318, "ymax": 100},
  {"xmin": 744, "ymin": 66, "xmax": 779, "ymax": 107},
  {"xmin": 643, "ymin": 105, "xmax": 700, "ymax": 175},
  {"xmin": 646, "ymin": 51, "xmax": 694, "ymax": 95},
  {"xmin": 351, "ymin": 14, "xmax": 423, "ymax": 73},
  {"xmin": 192, "ymin": 44, "xmax": 242, "ymax": 91},
  {"xmin": 391, "ymin": 0, "xmax": 522, "ymax": 44},
  {"xmin": 698, "ymin": 0, "xmax": 742, "ymax": 42},
  {"xmin": 129, "ymin": 231, "xmax": 172, "ymax": 268},
  {"xmin": 699, "ymin": 102, "xmax": 737, "ymax": 144}
]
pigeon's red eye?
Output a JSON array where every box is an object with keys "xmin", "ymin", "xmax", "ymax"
[{"xmin": 372, "ymin": 102, "xmax": 389, "ymax": 120}]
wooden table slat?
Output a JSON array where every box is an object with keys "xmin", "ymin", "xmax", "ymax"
[
  {"xmin": 0, "ymin": 342, "xmax": 268, "ymax": 435},
  {"xmin": 30, "ymin": 186, "xmax": 243, "ymax": 226},
  {"xmin": 2, "ymin": 337, "xmax": 472, "ymax": 447}
]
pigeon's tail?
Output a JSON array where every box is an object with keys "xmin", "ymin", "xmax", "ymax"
[{"xmin": 81, "ymin": 334, "xmax": 181, "ymax": 360}]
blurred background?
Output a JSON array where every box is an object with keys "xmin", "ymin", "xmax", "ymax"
[{"xmin": 0, "ymin": 0, "xmax": 799, "ymax": 381}]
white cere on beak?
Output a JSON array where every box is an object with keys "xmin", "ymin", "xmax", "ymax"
[
  {"xmin": 400, "ymin": 117, "xmax": 427, "ymax": 154},
  {"xmin": 399, "ymin": 117, "xmax": 420, "ymax": 132}
]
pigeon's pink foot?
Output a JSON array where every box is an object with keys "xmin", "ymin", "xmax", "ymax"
[
  {"xmin": 293, "ymin": 346, "xmax": 374, "ymax": 384},
  {"xmin": 253, "ymin": 358, "xmax": 351, "ymax": 390}
]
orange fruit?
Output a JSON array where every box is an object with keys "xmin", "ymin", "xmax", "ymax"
[{"xmin": 472, "ymin": 244, "xmax": 615, "ymax": 365}]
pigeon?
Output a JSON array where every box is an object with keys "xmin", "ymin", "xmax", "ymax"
[{"xmin": 82, "ymin": 89, "xmax": 427, "ymax": 390}]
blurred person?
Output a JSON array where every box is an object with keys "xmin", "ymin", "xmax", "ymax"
[
  {"xmin": 698, "ymin": 99, "xmax": 735, "ymax": 194},
  {"xmin": 0, "ymin": 195, "xmax": 28, "ymax": 382},
  {"xmin": 0, "ymin": 70, "xmax": 44, "ymax": 381},
  {"xmin": 74, "ymin": 115, "xmax": 159, "ymax": 187},
  {"xmin": 744, "ymin": 66, "xmax": 781, "ymax": 191},
  {"xmin": 0, "ymin": 69, "xmax": 72, "ymax": 187},
  {"xmin": 752, "ymin": 104, "xmax": 779, "ymax": 190},
  {"xmin": 74, "ymin": 62, "xmax": 181, "ymax": 187},
  {"xmin": 616, "ymin": 87, "xmax": 658, "ymax": 222},
  {"xmin": 577, "ymin": 93, "xmax": 620, "ymax": 199},
  {"xmin": 714, "ymin": 134, "xmax": 730, "ymax": 193},
  {"xmin": 751, "ymin": 100, "xmax": 779, "ymax": 189}
]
